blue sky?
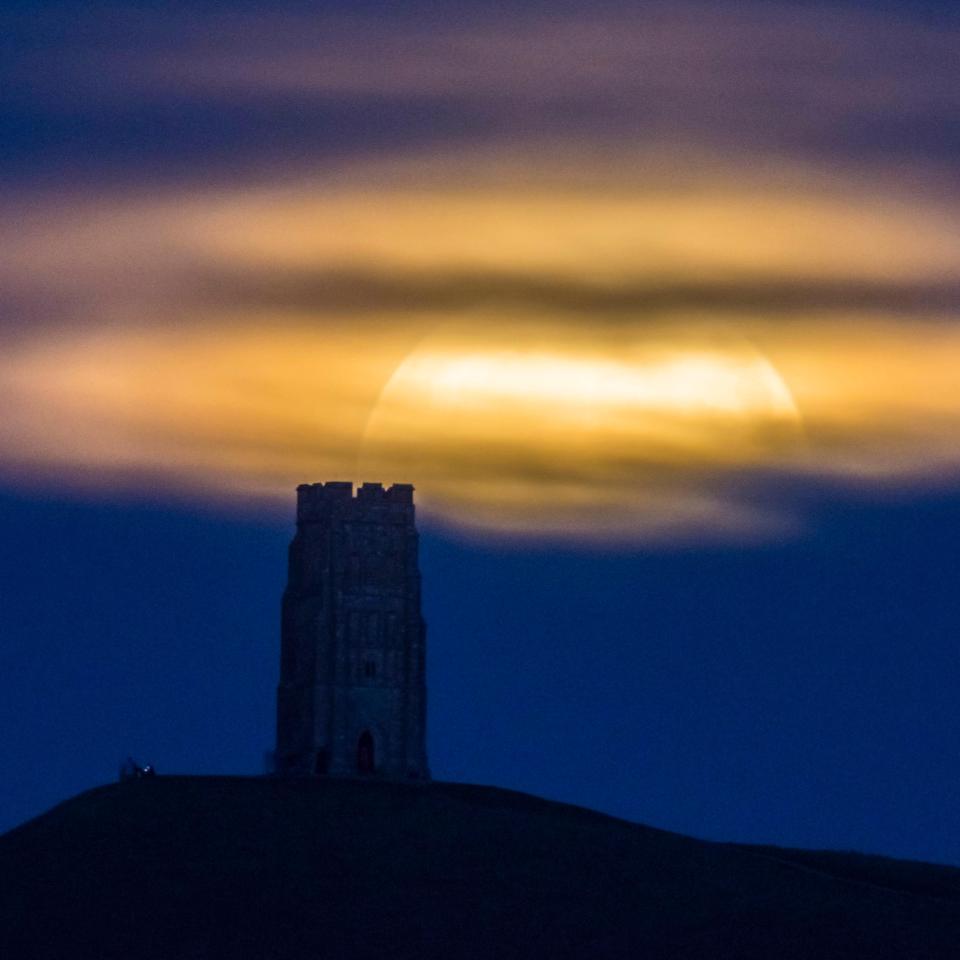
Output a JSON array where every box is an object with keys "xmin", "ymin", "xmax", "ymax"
[{"xmin": 1, "ymin": 0, "xmax": 959, "ymax": 863}]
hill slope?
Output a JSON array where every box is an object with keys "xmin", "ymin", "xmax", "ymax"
[{"xmin": 1, "ymin": 776, "xmax": 958, "ymax": 959}]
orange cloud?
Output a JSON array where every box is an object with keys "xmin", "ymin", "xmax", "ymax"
[
  {"xmin": 2, "ymin": 136, "xmax": 959, "ymax": 541},
  {"xmin": 4, "ymin": 305, "xmax": 960, "ymax": 541}
]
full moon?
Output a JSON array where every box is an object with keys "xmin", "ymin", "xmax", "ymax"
[{"xmin": 359, "ymin": 319, "xmax": 802, "ymax": 539}]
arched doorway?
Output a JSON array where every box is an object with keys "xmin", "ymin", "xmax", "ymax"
[{"xmin": 357, "ymin": 730, "xmax": 374, "ymax": 775}]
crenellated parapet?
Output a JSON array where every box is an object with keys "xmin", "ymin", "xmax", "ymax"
[{"xmin": 296, "ymin": 481, "xmax": 415, "ymax": 524}]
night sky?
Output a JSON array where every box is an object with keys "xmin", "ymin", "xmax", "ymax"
[{"xmin": 2, "ymin": 0, "xmax": 960, "ymax": 865}]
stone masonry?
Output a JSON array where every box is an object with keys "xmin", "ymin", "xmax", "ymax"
[{"xmin": 275, "ymin": 482, "xmax": 429, "ymax": 779}]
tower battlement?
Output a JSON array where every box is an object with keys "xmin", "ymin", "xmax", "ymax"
[{"xmin": 295, "ymin": 481, "xmax": 415, "ymax": 523}]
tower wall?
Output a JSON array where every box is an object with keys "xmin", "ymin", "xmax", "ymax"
[{"xmin": 275, "ymin": 482, "xmax": 429, "ymax": 779}]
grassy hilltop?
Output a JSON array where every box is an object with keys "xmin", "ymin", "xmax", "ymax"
[{"xmin": 1, "ymin": 776, "xmax": 959, "ymax": 959}]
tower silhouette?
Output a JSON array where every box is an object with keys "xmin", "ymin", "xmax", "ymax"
[{"xmin": 275, "ymin": 481, "xmax": 429, "ymax": 779}]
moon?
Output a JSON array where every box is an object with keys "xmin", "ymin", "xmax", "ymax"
[{"xmin": 358, "ymin": 318, "xmax": 802, "ymax": 540}]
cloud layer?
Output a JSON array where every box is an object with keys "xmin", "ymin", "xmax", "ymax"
[{"xmin": 2, "ymin": 2, "xmax": 959, "ymax": 540}]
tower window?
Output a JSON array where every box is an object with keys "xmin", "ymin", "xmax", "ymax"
[{"xmin": 364, "ymin": 659, "xmax": 376, "ymax": 678}]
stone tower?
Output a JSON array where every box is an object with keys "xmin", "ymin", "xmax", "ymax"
[{"xmin": 274, "ymin": 481, "xmax": 429, "ymax": 779}]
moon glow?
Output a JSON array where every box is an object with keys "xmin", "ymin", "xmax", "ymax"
[{"xmin": 360, "ymin": 321, "xmax": 803, "ymax": 540}]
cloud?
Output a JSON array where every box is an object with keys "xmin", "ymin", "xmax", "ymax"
[
  {"xmin": 1, "ymin": 3, "xmax": 959, "ymax": 541},
  {"xmin": 5, "ymin": 305, "xmax": 960, "ymax": 542},
  {"xmin": 11, "ymin": 4, "xmax": 960, "ymax": 119},
  {"xmin": 5, "ymin": 152, "xmax": 959, "ymax": 306},
  {"xmin": 4, "ymin": 2, "xmax": 960, "ymax": 188}
]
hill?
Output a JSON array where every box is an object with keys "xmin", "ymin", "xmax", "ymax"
[{"xmin": 1, "ymin": 776, "xmax": 958, "ymax": 959}]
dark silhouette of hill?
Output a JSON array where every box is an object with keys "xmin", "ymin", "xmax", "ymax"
[{"xmin": 1, "ymin": 776, "xmax": 958, "ymax": 959}]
